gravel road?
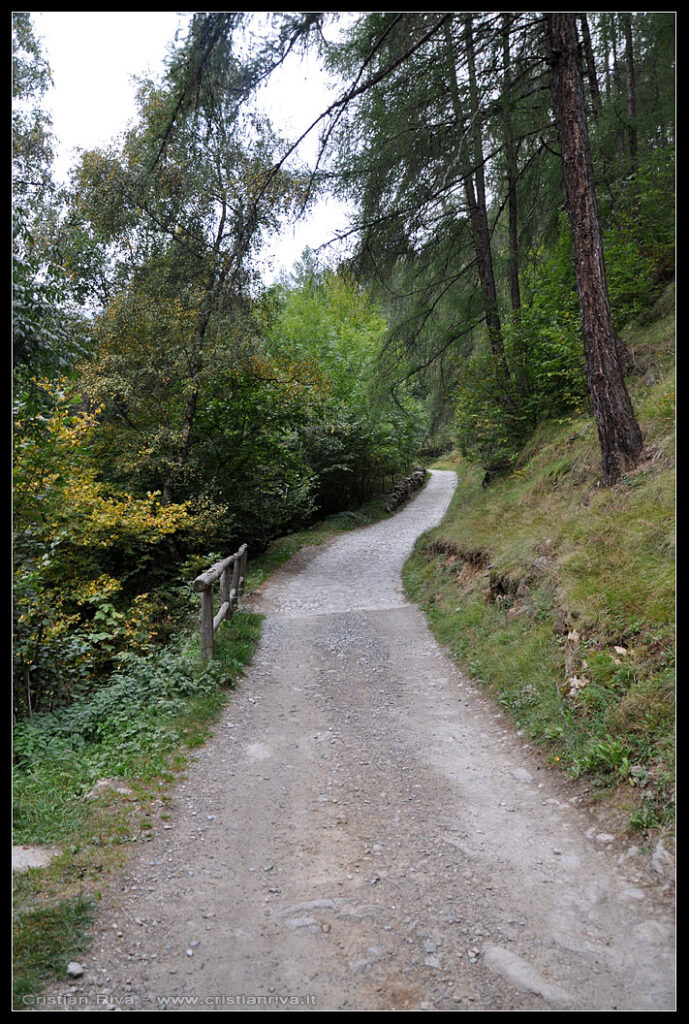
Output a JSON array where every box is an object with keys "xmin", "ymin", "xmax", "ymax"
[{"xmin": 36, "ymin": 470, "xmax": 675, "ymax": 1012}]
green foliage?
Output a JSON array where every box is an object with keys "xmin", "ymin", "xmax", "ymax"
[
  {"xmin": 13, "ymin": 25, "xmax": 428, "ymax": 720},
  {"xmin": 12, "ymin": 14, "xmax": 88, "ymax": 377},
  {"xmin": 453, "ymin": 217, "xmax": 588, "ymax": 474},
  {"xmin": 605, "ymin": 149, "xmax": 676, "ymax": 314},
  {"xmin": 12, "ymin": 12, "xmax": 53, "ymax": 189},
  {"xmin": 12, "ymin": 210, "xmax": 82, "ymax": 375},
  {"xmin": 13, "ymin": 378, "xmax": 198, "ymax": 718},
  {"xmin": 453, "ymin": 154, "xmax": 674, "ymax": 478},
  {"xmin": 264, "ymin": 264, "xmax": 424, "ymax": 515},
  {"xmin": 318, "ymin": 11, "xmax": 674, "ymax": 484},
  {"xmin": 13, "ymin": 613, "xmax": 260, "ymax": 844},
  {"xmin": 79, "ymin": 278, "xmax": 324, "ymax": 547},
  {"xmin": 591, "ymin": 14, "xmax": 675, "ymax": 209},
  {"xmin": 13, "ymin": 10, "xmax": 675, "ymax": 833},
  {"xmin": 569, "ymin": 734, "xmax": 633, "ymax": 781},
  {"xmin": 59, "ymin": 30, "xmax": 342, "ymax": 551}
]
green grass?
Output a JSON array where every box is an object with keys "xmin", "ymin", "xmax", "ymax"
[
  {"xmin": 13, "ymin": 896, "xmax": 96, "ymax": 1010},
  {"xmin": 405, "ymin": 289, "xmax": 675, "ymax": 835}
]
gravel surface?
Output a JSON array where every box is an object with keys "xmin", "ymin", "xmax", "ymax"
[{"xmin": 34, "ymin": 470, "xmax": 675, "ymax": 1012}]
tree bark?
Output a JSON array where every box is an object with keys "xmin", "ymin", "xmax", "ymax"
[
  {"xmin": 444, "ymin": 18, "xmax": 510, "ymax": 390},
  {"xmin": 578, "ymin": 14, "xmax": 602, "ymax": 124},
  {"xmin": 623, "ymin": 13, "xmax": 638, "ymax": 177},
  {"xmin": 501, "ymin": 14, "xmax": 521, "ymax": 314},
  {"xmin": 610, "ymin": 14, "xmax": 624, "ymax": 99},
  {"xmin": 545, "ymin": 13, "xmax": 643, "ymax": 485},
  {"xmin": 601, "ymin": 15, "xmax": 613, "ymax": 101},
  {"xmin": 161, "ymin": 283, "xmax": 216, "ymax": 506},
  {"xmin": 464, "ymin": 15, "xmax": 507, "ymax": 379}
]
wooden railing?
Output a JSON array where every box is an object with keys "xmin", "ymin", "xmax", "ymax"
[{"xmin": 193, "ymin": 543, "xmax": 248, "ymax": 660}]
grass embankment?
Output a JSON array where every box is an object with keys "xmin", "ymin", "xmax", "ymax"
[
  {"xmin": 12, "ymin": 489, "xmax": 404, "ymax": 1009},
  {"xmin": 405, "ymin": 288, "xmax": 675, "ymax": 839}
]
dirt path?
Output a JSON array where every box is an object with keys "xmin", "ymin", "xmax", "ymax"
[{"xmin": 37, "ymin": 471, "xmax": 674, "ymax": 1012}]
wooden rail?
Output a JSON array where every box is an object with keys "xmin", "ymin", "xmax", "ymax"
[{"xmin": 193, "ymin": 543, "xmax": 248, "ymax": 660}]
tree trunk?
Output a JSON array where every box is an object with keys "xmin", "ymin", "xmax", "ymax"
[
  {"xmin": 161, "ymin": 197, "xmax": 232, "ymax": 506},
  {"xmin": 610, "ymin": 14, "xmax": 624, "ymax": 99},
  {"xmin": 501, "ymin": 14, "xmax": 521, "ymax": 314},
  {"xmin": 545, "ymin": 13, "xmax": 643, "ymax": 485},
  {"xmin": 578, "ymin": 14, "xmax": 602, "ymax": 123},
  {"xmin": 444, "ymin": 18, "xmax": 510, "ymax": 390},
  {"xmin": 601, "ymin": 15, "xmax": 613, "ymax": 101},
  {"xmin": 609, "ymin": 14, "xmax": 627, "ymax": 162},
  {"xmin": 161, "ymin": 283, "xmax": 215, "ymax": 505},
  {"xmin": 623, "ymin": 13, "xmax": 638, "ymax": 177},
  {"xmin": 464, "ymin": 14, "xmax": 507, "ymax": 379}
]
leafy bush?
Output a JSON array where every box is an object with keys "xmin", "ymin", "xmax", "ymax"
[
  {"xmin": 453, "ymin": 311, "xmax": 588, "ymax": 476},
  {"xmin": 14, "ymin": 640, "xmax": 232, "ymax": 766},
  {"xmin": 12, "ymin": 378, "xmax": 200, "ymax": 718},
  {"xmin": 13, "ymin": 613, "xmax": 260, "ymax": 843},
  {"xmin": 264, "ymin": 267, "xmax": 425, "ymax": 515}
]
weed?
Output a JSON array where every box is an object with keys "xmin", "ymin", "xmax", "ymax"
[
  {"xmin": 13, "ymin": 613, "xmax": 261, "ymax": 846},
  {"xmin": 570, "ymin": 735, "xmax": 632, "ymax": 780},
  {"xmin": 629, "ymin": 799, "xmax": 661, "ymax": 833}
]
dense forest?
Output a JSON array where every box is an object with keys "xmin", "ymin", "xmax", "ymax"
[{"xmin": 13, "ymin": 11, "xmax": 674, "ymax": 727}]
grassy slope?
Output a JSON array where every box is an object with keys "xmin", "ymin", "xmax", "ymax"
[{"xmin": 404, "ymin": 284, "xmax": 675, "ymax": 837}]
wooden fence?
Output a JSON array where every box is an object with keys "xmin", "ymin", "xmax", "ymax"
[{"xmin": 193, "ymin": 543, "xmax": 248, "ymax": 660}]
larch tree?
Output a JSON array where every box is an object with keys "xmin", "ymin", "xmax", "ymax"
[
  {"xmin": 545, "ymin": 12, "xmax": 643, "ymax": 485},
  {"xmin": 500, "ymin": 12, "xmax": 523, "ymax": 315}
]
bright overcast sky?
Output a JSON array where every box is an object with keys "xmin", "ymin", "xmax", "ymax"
[{"xmin": 29, "ymin": 10, "xmax": 353, "ymax": 281}]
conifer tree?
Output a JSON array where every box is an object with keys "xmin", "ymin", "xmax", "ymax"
[{"xmin": 545, "ymin": 13, "xmax": 643, "ymax": 484}]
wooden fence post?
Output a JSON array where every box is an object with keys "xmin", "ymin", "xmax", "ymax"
[
  {"xmin": 193, "ymin": 543, "xmax": 248, "ymax": 661},
  {"xmin": 200, "ymin": 587, "xmax": 215, "ymax": 662},
  {"xmin": 231, "ymin": 556, "xmax": 240, "ymax": 610}
]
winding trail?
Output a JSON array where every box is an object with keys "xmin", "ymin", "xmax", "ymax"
[{"xmin": 40, "ymin": 470, "xmax": 674, "ymax": 1012}]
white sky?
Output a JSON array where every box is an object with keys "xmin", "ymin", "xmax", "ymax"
[{"xmin": 29, "ymin": 10, "xmax": 354, "ymax": 282}]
